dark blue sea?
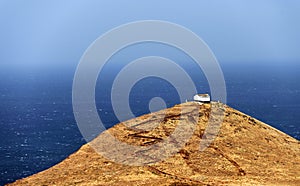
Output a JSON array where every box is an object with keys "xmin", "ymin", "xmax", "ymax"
[{"xmin": 0, "ymin": 62, "xmax": 299, "ymax": 185}]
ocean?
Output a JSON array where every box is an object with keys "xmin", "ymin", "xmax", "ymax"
[{"xmin": 0, "ymin": 62, "xmax": 299, "ymax": 185}]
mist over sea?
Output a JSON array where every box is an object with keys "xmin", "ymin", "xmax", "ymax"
[{"xmin": 0, "ymin": 62, "xmax": 299, "ymax": 185}]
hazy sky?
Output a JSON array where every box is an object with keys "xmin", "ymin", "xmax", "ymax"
[{"xmin": 0, "ymin": 0, "xmax": 299, "ymax": 66}]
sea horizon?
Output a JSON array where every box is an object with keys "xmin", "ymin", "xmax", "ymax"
[{"xmin": 0, "ymin": 61, "xmax": 299, "ymax": 185}]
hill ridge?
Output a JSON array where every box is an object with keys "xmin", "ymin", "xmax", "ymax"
[{"xmin": 9, "ymin": 102, "xmax": 300, "ymax": 185}]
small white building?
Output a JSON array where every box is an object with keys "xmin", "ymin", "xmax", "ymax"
[{"xmin": 193, "ymin": 94, "xmax": 211, "ymax": 103}]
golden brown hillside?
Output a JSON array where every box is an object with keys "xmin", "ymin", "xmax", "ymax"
[{"xmin": 9, "ymin": 102, "xmax": 300, "ymax": 185}]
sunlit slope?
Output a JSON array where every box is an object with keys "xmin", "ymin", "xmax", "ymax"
[{"xmin": 10, "ymin": 102, "xmax": 300, "ymax": 185}]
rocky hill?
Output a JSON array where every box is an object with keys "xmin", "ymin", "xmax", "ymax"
[{"xmin": 9, "ymin": 102, "xmax": 300, "ymax": 185}]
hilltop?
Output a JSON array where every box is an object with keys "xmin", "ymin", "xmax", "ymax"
[{"xmin": 9, "ymin": 102, "xmax": 300, "ymax": 185}]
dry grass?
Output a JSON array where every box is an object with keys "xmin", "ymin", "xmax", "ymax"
[{"xmin": 9, "ymin": 102, "xmax": 300, "ymax": 185}]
